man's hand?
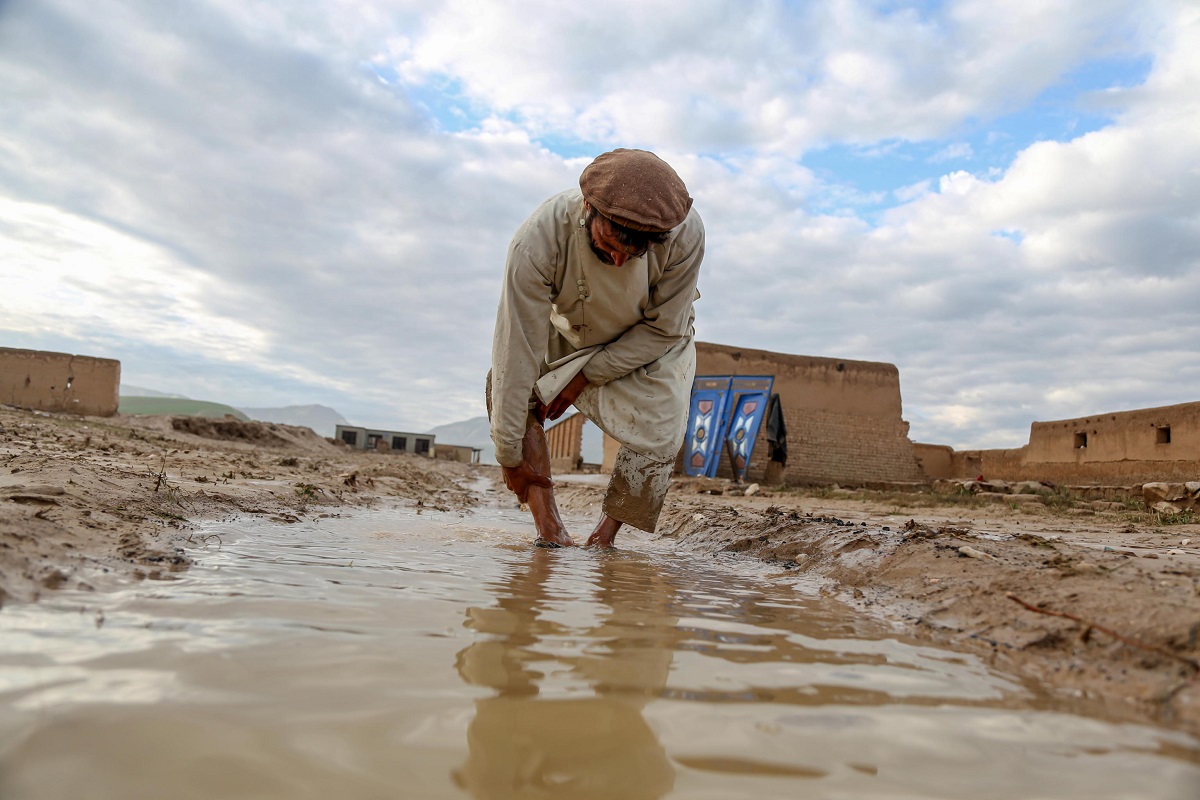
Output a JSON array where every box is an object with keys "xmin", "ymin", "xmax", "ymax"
[
  {"xmin": 541, "ymin": 372, "xmax": 591, "ymax": 422},
  {"xmin": 501, "ymin": 461, "xmax": 553, "ymax": 504}
]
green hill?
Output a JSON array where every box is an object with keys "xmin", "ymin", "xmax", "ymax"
[{"xmin": 119, "ymin": 396, "xmax": 250, "ymax": 421}]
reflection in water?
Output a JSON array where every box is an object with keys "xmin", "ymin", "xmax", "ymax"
[
  {"xmin": 2, "ymin": 508, "xmax": 1198, "ymax": 799},
  {"xmin": 454, "ymin": 551, "xmax": 679, "ymax": 799}
]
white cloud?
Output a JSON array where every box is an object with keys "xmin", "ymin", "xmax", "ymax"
[
  {"xmin": 894, "ymin": 180, "xmax": 933, "ymax": 202},
  {"xmin": 1, "ymin": 0, "xmax": 1197, "ymax": 451},
  {"xmin": 392, "ymin": 0, "xmax": 1153, "ymax": 151},
  {"xmin": 929, "ymin": 142, "xmax": 973, "ymax": 163}
]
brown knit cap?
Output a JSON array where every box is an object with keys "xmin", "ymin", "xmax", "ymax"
[{"xmin": 579, "ymin": 148, "xmax": 693, "ymax": 232}]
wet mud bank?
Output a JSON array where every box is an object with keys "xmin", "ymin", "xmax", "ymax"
[
  {"xmin": 0, "ymin": 406, "xmax": 478, "ymax": 605},
  {"xmin": 556, "ymin": 481, "xmax": 1200, "ymax": 738}
]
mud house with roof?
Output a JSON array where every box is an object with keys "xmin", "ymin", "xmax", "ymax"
[
  {"xmin": 1, "ymin": 347, "xmax": 120, "ymax": 417},
  {"xmin": 546, "ymin": 341, "xmax": 927, "ymax": 487},
  {"xmin": 336, "ymin": 425, "xmax": 435, "ymax": 456},
  {"xmin": 680, "ymin": 342, "xmax": 926, "ymax": 486},
  {"xmin": 434, "ymin": 443, "xmax": 484, "ymax": 464}
]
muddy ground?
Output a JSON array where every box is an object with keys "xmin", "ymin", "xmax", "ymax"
[{"xmin": 2, "ymin": 404, "xmax": 1198, "ymax": 738}]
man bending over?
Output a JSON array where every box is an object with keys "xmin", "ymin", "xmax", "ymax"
[{"xmin": 488, "ymin": 148, "xmax": 704, "ymax": 548}]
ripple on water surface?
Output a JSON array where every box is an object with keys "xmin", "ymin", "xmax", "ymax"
[{"xmin": 1, "ymin": 505, "xmax": 1197, "ymax": 799}]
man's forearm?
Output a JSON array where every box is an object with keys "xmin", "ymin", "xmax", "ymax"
[{"xmin": 581, "ymin": 325, "xmax": 684, "ymax": 385}]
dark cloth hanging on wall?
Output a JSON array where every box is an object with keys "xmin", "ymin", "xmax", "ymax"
[{"xmin": 765, "ymin": 392, "xmax": 787, "ymax": 465}]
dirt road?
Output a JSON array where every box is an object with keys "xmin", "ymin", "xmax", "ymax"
[{"xmin": 2, "ymin": 405, "xmax": 1198, "ymax": 736}]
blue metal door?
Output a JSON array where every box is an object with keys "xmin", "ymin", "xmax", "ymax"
[
  {"xmin": 683, "ymin": 377, "xmax": 731, "ymax": 477},
  {"xmin": 723, "ymin": 376, "xmax": 773, "ymax": 481},
  {"xmin": 725, "ymin": 391, "xmax": 769, "ymax": 481}
]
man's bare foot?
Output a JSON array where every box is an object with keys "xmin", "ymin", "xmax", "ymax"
[
  {"xmin": 584, "ymin": 515, "xmax": 622, "ymax": 548},
  {"xmin": 534, "ymin": 528, "xmax": 575, "ymax": 548}
]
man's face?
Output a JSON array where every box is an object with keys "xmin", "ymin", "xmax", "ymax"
[{"xmin": 586, "ymin": 211, "xmax": 645, "ymax": 267}]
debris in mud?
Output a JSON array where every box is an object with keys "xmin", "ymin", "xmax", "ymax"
[
  {"xmin": 1007, "ymin": 593, "xmax": 1200, "ymax": 673},
  {"xmin": 958, "ymin": 545, "xmax": 996, "ymax": 561}
]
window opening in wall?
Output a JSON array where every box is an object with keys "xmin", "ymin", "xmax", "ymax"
[
  {"xmin": 367, "ymin": 434, "xmax": 382, "ymax": 448},
  {"xmin": 1156, "ymin": 426, "xmax": 1171, "ymax": 445},
  {"xmin": 392, "ymin": 436, "xmax": 407, "ymax": 450},
  {"xmin": 1074, "ymin": 432, "xmax": 1087, "ymax": 449},
  {"xmin": 341, "ymin": 430, "xmax": 358, "ymax": 446},
  {"xmin": 416, "ymin": 439, "xmax": 430, "ymax": 455}
]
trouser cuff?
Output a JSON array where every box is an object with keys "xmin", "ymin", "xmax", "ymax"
[{"xmin": 602, "ymin": 446, "xmax": 675, "ymax": 532}]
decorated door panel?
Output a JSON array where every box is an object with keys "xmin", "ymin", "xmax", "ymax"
[
  {"xmin": 685, "ymin": 375, "xmax": 774, "ymax": 479},
  {"xmin": 683, "ymin": 377, "xmax": 731, "ymax": 477},
  {"xmin": 725, "ymin": 391, "xmax": 769, "ymax": 481}
]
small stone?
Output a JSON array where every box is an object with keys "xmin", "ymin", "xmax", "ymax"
[
  {"xmin": 958, "ymin": 545, "xmax": 995, "ymax": 560},
  {"xmin": 744, "ymin": 483, "xmax": 760, "ymax": 496}
]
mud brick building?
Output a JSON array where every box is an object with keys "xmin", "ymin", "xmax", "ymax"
[
  {"xmin": 434, "ymin": 443, "xmax": 484, "ymax": 464},
  {"xmin": 335, "ymin": 425, "xmax": 434, "ymax": 456},
  {"xmin": 692, "ymin": 342, "xmax": 925, "ymax": 487},
  {"xmin": 916, "ymin": 401, "xmax": 1200, "ymax": 486},
  {"xmin": 0, "ymin": 347, "xmax": 120, "ymax": 417},
  {"xmin": 578, "ymin": 342, "xmax": 925, "ymax": 486}
]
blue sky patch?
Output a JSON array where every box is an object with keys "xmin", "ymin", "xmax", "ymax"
[{"xmin": 802, "ymin": 51, "xmax": 1153, "ymax": 222}]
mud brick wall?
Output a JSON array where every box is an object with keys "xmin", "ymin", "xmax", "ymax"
[
  {"xmin": 696, "ymin": 342, "xmax": 925, "ymax": 486},
  {"xmin": 1027, "ymin": 403, "xmax": 1200, "ymax": 464},
  {"xmin": 913, "ymin": 443, "xmax": 955, "ymax": 479},
  {"xmin": 0, "ymin": 347, "xmax": 120, "ymax": 417},
  {"xmin": 1018, "ymin": 461, "xmax": 1200, "ymax": 485},
  {"xmin": 434, "ymin": 444, "xmax": 478, "ymax": 464},
  {"xmin": 955, "ymin": 449, "xmax": 1199, "ymax": 486},
  {"xmin": 710, "ymin": 408, "xmax": 924, "ymax": 485},
  {"xmin": 780, "ymin": 410, "xmax": 924, "ymax": 485},
  {"xmin": 945, "ymin": 448, "xmax": 1028, "ymax": 482},
  {"xmin": 921, "ymin": 402, "xmax": 1200, "ymax": 485}
]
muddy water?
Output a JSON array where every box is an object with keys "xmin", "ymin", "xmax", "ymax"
[{"xmin": 1, "ymin": 506, "xmax": 1198, "ymax": 799}]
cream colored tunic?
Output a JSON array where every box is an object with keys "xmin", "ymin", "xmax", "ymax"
[{"xmin": 490, "ymin": 189, "xmax": 705, "ymax": 468}]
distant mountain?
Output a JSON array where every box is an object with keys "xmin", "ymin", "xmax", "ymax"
[
  {"xmin": 119, "ymin": 396, "xmax": 249, "ymax": 420},
  {"xmin": 430, "ymin": 414, "xmax": 604, "ymax": 467},
  {"xmin": 118, "ymin": 384, "xmax": 348, "ymax": 437},
  {"xmin": 120, "ymin": 384, "xmax": 189, "ymax": 399},
  {"xmin": 238, "ymin": 404, "xmax": 348, "ymax": 438}
]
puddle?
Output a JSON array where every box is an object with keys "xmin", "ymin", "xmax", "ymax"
[{"xmin": 1, "ymin": 505, "xmax": 1197, "ymax": 799}]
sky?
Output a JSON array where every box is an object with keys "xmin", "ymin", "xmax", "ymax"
[{"xmin": 2, "ymin": 0, "xmax": 1197, "ymax": 449}]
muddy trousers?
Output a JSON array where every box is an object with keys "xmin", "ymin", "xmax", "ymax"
[
  {"xmin": 601, "ymin": 446, "xmax": 674, "ymax": 533},
  {"xmin": 486, "ymin": 372, "xmax": 675, "ymax": 533}
]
